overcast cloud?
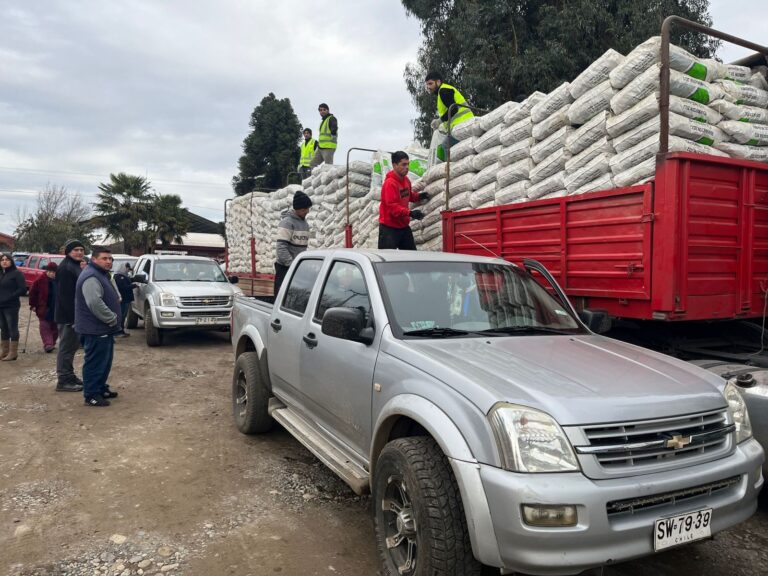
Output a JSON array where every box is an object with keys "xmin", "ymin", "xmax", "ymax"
[{"xmin": 0, "ymin": 0, "xmax": 765, "ymax": 236}]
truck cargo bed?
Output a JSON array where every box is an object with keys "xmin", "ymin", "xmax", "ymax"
[{"xmin": 443, "ymin": 153, "xmax": 768, "ymax": 322}]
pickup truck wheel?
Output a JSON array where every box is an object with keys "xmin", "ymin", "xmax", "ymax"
[
  {"xmin": 125, "ymin": 307, "xmax": 139, "ymax": 329},
  {"xmin": 232, "ymin": 351, "xmax": 273, "ymax": 434},
  {"xmin": 374, "ymin": 437, "xmax": 481, "ymax": 576},
  {"xmin": 145, "ymin": 306, "xmax": 164, "ymax": 347}
]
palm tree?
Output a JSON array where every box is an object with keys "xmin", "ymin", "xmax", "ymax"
[
  {"xmin": 95, "ymin": 173, "xmax": 153, "ymax": 254},
  {"xmin": 148, "ymin": 194, "xmax": 190, "ymax": 249}
]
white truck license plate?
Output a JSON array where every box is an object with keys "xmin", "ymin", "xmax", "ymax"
[
  {"xmin": 654, "ymin": 508, "xmax": 712, "ymax": 551},
  {"xmin": 195, "ymin": 317, "xmax": 217, "ymax": 325}
]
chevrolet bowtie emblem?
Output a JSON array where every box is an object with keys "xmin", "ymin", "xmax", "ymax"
[
  {"xmin": 665, "ymin": 434, "xmax": 693, "ymax": 449},
  {"xmin": 203, "ymin": 299, "xmax": 211, "ymax": 304}
]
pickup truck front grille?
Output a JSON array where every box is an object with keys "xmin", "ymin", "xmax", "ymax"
[
  {"xmin": 577, "ymin": 410, "xmax": 732, "ymax": 470},
  {"xmin": 178, "ymin": 296, "xmax": 231, "ymax": 307},
  {"xmin": 606, "ymin": 476, "xmax": 740, "ymax": 516},
  {"xmin": 180, "ymin": 311, "xmax": 230, "ymax": 318}
]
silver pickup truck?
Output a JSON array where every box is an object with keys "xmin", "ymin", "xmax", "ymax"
[
  {"xmin": 127, "ymin": 254, "xmax": 241, "ymax": 346},
  {"xmin": 230, "ymin": 249, "xmax": 764, "ymax": 576}
]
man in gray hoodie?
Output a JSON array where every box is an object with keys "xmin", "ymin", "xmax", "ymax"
[{"xmin": 274, "ymin": 191, "xmax": 312, "ymax": 295}]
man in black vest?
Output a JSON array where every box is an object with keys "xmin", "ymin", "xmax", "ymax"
[
  {"xmin": 55, "ymin": 239, "xmax": 85, "ymax": 392},
  {"xmin": 74, "ymin": 248, "xmax": 121, "ymax": 407}
]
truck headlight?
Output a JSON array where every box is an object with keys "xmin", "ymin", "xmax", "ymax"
[
  {"xmin": 159, "ymin": 293, "xmax": 177, "ymax": 307},
  {"xmin": 724, "ymin": 381, "xmax": 753, "ymax": 443},
  {"xmin": 488, "ymin": 403, "xmax": 580, "ymax": 473}
]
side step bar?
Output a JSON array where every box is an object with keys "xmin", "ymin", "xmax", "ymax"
[{"xmin": 268, "ymin": 399, "xmax": 370, "ymax": 495}]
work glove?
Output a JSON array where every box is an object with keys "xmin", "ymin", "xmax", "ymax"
[
  {"xmin": 430, "ymin": 118, "xmax": 441, "ymax": 131},
  {"xmin": 418, "ymin": 192, "xmax": 430, "ymax": 202},
  {"xmin": 409, "ymin": 209, "xmax": 425, "ymax": 221}
]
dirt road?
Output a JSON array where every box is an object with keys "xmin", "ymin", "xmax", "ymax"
[{"xmin": 1, "ymin": 305, "xmax": 766, "ymax": 576}]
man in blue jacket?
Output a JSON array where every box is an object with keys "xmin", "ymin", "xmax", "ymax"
[{"xmin": 74, "ymin": 248, "xmax": 121, "ymax": 407}]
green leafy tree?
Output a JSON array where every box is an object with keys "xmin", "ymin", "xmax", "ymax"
[
  {"xmin": 232, "ymin": 93, "xmax": 302, "ymax": 195},
  {"xmin": 147, "ymin": 194, "xmax": 190, "ymax": 249},
  {"xmin": 94, "ymin": 173, "xmax": 153, "ymax": 255},
  {"xmin": 403, "ymin": 0, "xmax": 717, "ymax": 143},
  {"xmin": 14, "ymin": 184, "xmax": 94, "ymax": 252}
]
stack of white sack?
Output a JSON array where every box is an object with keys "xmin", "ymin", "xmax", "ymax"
[{"xmin": 710, "ymin": 77, "xmax": 768, "ymax": 162}]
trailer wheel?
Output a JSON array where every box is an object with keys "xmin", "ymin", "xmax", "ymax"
[
  {"xmin": 374, "ymin": 437, "xmax": 481, "ymax": 576},
  {"xmin": 232, "ymin": 351, "xmax": 273, "ymax": 434},
  {"xmin": 125, "ymin": 306, "xmax": 139, "ymax": 329},
  {"xmin": 144, "ymin": 305, "xmax": 164, "ymax": 347}
]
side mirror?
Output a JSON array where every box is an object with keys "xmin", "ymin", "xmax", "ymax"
[
  {"xmin": 577, "ymin": 309, "xmax": 611, "ymax": 334},
  {"xmin": 133, "ymin": 273, "xmax": 148, "ymax": 284},
  {"xmin": 229, "ymin": 275, "xmax": 239, "ymax": 284},
  {"xmin": 321, "ymin": 307, "xmax": 374, "ymax": 345}
]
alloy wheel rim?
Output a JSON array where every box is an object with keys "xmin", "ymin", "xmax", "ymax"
[{"xmin": 381, "ymin": 474, "xmax": 417, "ymax": 575}]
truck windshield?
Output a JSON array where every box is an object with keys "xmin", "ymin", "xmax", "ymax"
[
  {"xmin": 154, "ymin": 260, "xmax": 227, "ymax": 282},
  {"xmin": 376, "ymin": 261, "xmax": 585, "ymax": 337}
]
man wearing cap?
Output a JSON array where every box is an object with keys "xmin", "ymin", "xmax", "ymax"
[
  {"xmin": 75, "ymin": 248, "xmax": 121, "ymax": 407},
  {"xmin": 55, "ymin": 239, "xmax": 85, "ymax": 392},
  {"xmin": 274, "ymin": 191, "xmax": 312, "ymax": 295},
  {"xmin": 29, "ymin": 262, "xmax": 59, "ymax": 352},
  {"xmin": 310, "ymin": 103, "xmax": 338, "ymax": 168},
  {"xmin": 378, "ymin": 151, "xmax": 430, "ymax": 250},
  {"xmin": 298, "ymin": 128, "xmax": 317, "ymax": 180}
]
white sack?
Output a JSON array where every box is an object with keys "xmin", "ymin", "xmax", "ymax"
[
  {"xmin": 499, "ymin": 139, "xmax": 534, "ymax": 166},
  {"xmin": 613, "ymin": 112, "xmax": 728, "ymax": 153},
  {"xmin": 473, "ymin": 162, "xmax": 501, "ymax": 190},
  {"xmin": 613, "ymin": 157, "xmax": 657, "ymax": 187},
  {"xmin": 568, "ymin": 81, "xmax": 616, "ymax": 125},
  {"xmin": 450, "ymin": 190, "xmax": 472, "ymax": 211},
  {"xmin": 497, "ymin": 159, "xmax": 534, "ymax": 188},
  {"xmin": 450, "ymin": 172, "xmax": 476, "ymax": 195},
  {"xmin": 472, "ymin": 146, "xmax": 502, "ymax": 171},
  {"xmin": 474, "ymin": 123, "xmax": 503, "ymax": 153},
  {"xmin": 715, "ymin": 79, "xmax": 768, "ymax": 108},
  {"xmin": 424, "ymin": 178, "xmax": 446, "ymax": 197},
  {"xmin": 718, "ymin": 120, "xmax": 768, "ymax": 146},
  {"xmin": 750, "ymin": 72, "xmax": 768, "ymax": 91},
  {"xmin": 710, "ymin": 100, "xmax": 768, "ymax": 125},
  {"xmin": 452, "ymin": 155, "xmax": 479, "ymax": 179},
  {"xmin": 531, "ymin": 83, "xmax": 574, "ymax": 123},
  {"xmin": 570, "ymin": 49, "xmax": 625, "ymax": 99},
  {"xmin": 349, "ymin": 160, "xmax": 372, "ymax": 175},
  {"xmin": 531, "ymin": 126, "xmax": 574, "ymax": 163},
  {"xmin": 532, "ymin": 104, "xmax": 571, "ymax": 141},
  {"xmin": 573, "ymin": 173, "xmax": 615, "ymax": 195},
  {"xmin": 714, "ymin": 142, "xmax": 768, "ymax": 162},
  {"xmin": 565, "ymin": 153, "xmax": 612, "ymax": 192},
  {"xmin": 610, "ymin": 134, "xmax": 728, "ymax": 175},
  {"xmin": 540, "ymin": 190, "xmax": 568, "ymax": 200},
  {"xmin": 452, "ymin": 117, "xmax": 481, "ymax": 141},
  {"xmin": 565, "ymin": 136, "xmax": 614, "ymax": 174},
  {"xmin": 480, "ymin": 102, "xmax": 516, "ymax": 132},
  {"xmin": 500, "ymin": 117, "xmax": 533, "ymax": 146},
  {"xmin": 470, "ymin": 182, "xmax": 497, "ymax": 208},
  {"xmin": 530, "ymin": 148, "xmax": 569, "ymax": 184},
  {"xmin": 495, "ymin": 181, "xmax": 531, "ymax": 205},
  {"xmin": 724, "ymin": 65, "xmax": 752, "ymax": 82},
  {"xmin": 528, "ymin": 172, "xmax": 565, "ymax": 200},
  {"xmin": 504, "ymin": 92, "xmax": 546, "ymax": 125},
  {"xmin": 567, "ymin": 111, "xmax": 609, "ymax": 155},
  {"xmin": 450, "ymin": 137, "xmax": 477, "ymax": 161}
]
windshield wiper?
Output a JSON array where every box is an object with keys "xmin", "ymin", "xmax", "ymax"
[
  {"xmin": 403, "ymin": 327, "xmax": 471, "ymax": 338},
  {"xmin": 479, "ymin": 325, "xmax": 575, "ymax": 335}
]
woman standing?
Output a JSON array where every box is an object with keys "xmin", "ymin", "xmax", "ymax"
[
  {"xmin": 29, "ymin": 262, "xmax": 59, "ymax": 352},
  {"xmin": 0, "ymin": 252, "xmax": 28, "ymax": 361}
]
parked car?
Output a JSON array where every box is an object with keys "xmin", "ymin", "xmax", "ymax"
[
  {"xmin": 11, "ymin": 252, "xmax": 30, "ymax": 267},
  {"xmin": 18, "ymin": 253, "xmax": 65, "ymax": 288},
  {"xmin": 110, "ymin": 254, "xmax": 138, "ymax": 274},
  {"xmin": 230, "ymin": 249, "xmax": 764, "ymax": 576},
  {"xmin": 127, "ymin": 254, "xmax": 241, "ymax": 346}
]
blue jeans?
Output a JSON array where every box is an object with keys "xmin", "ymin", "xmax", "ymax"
[
  {"xmin": 82, "ymin": 334, "xmax": 114, "ymax": 400},
  {"xmin": 120, "ymin": 302, "xmax": 130, "ymax": 332}
]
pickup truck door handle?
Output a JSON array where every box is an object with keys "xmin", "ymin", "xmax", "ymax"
[
  {"xmin": 270, "ymin": 319, "xmax": 282, "ymax": 332},
  {"xmin": 302, "ymin": 332, "xmax": 318, "ymax": 348}
]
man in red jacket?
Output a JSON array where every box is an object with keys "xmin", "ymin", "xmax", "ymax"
[{"xmin": 378, "ymin": 151, "xmax": 429, "ymax": 250}]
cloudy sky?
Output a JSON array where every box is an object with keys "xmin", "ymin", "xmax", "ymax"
[{"xmin": 0, "ymin": 0, "xmax": 765, "ymax": 236}]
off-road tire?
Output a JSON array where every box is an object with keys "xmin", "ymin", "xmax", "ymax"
[
  {"xmin": 125, "ymin": 307, "xmax": 139, "ymax": 329},
  {"xmin": 144, "ymin": 305, "xmax": 164, "ymax": 347},
  {"xmin": 232, "ymin": 351, "xmax": 273, "ymax": 434},
  {"xmin": 373, "ymin": 436, "xmax": 481, "ymax": 576}
]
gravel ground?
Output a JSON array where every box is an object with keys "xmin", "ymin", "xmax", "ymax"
[{"xmin": 1, "ymin": 302, "xmax": 766, "ymax": 575}]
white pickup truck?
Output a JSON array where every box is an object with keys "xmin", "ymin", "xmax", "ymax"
[
  {"xmin": 230, "ymin": 249, "xmax": 763, "ymax": 576},
  {"xmin": 127, "ymin": 254, "xmax": 241, "ymax": 346}
]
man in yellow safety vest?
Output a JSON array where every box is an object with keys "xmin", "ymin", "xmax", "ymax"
[
  {"xmin": 298, "ymin": 128, "xmax": 317, "ymax": 179},
  {"xmin": 425, "ymin": 71, "xmax": 474, "ymax": 141},
  {"xmin": 310, "ymin": 103, "xmax": 338, "ymax": 167}
]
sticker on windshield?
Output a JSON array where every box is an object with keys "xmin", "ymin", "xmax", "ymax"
[
  {"xmin": 554, "ymin": 309, "xmax": 568, "ymax": 316},
  {"xmin": 409, "ymin": 320, "xmax": 436, "ymax": 329}
]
